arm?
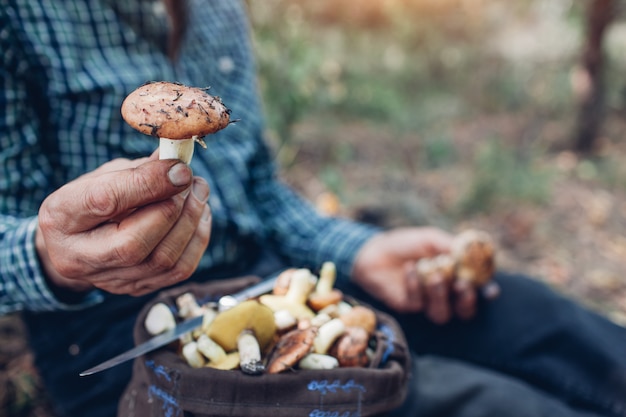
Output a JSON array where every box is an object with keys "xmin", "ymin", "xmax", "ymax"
[
  {"xmin": 1, "ymin": 16, "xmax": 212, "ymax": 313},
  {"xmin": 247, "ymin": 141, "xmax": 380, "ymax": 283},
  {"xmin": 246, "ymin": 140, "xmax": 486, "ymax": 323}
]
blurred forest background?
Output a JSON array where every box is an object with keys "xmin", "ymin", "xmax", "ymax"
[{"xmin": 2, "ymin": 0, "xmax": 625, "ymax": 415}]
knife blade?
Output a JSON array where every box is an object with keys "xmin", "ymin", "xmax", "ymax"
[{"xmin": 79, "ymin": 276, "xmax": 278, "ymax": 377}]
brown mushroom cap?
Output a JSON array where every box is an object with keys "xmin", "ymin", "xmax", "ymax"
[
  {"xmin": 339, "ymin": 305, "xmax": 377, "ymax": 335},
  {"xmin": 452, "ymin": 229, "xmax": 496, "ymax": 286},
  {"xmin": 121, "ymin": 81, "xmax": 231, "ymax": 139},
  {"xmin": 328, "ymin": 326, "xmax": 370, "ymax": 368},
  {"xmin": 266, "ymin": 326, "xmax": 317, "ymax": 374},
  {"xmin": 308, "ymin": 288, "xmax": 343, "ymax": 312}
]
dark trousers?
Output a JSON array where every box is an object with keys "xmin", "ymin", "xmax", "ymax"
[{"xmin": 22, "ymin": 260, "xmax": 626, "ymax": 417}]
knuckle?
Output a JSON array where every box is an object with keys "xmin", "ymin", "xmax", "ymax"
[
  {"xmin": 84, "ymin": 183, "xmax": 120, "ymax": 218},
  {"xmin": 149, "ymin": 248, "xmax": 179, "ymax": 271},
  {"xmin": 112, "ymin": 234, "xmax": 152, "ymax": 267}
]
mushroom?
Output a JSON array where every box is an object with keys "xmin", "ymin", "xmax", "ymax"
[
  {"xmin": 196, "ymin": 334, "xmax": 227, "ymax": 365},
  {"xmin": 176, "ymin": 292, "xmax": 204, "ymax": 319},
  {"xmin": 121, "ymin": 81, "xmax": 231, "ymax": 164},
  {"xmin": 274, "ymin": 309, "xmax": 298, "ymax": 334},
  {"xmin": 259, "ymin": 269, "xmax": 316, "ymax": 320},
  {"xmin": 308, "ymin": 262, "xmax": 343, "ymax": 311},
  {"xmin": 206, "ymin": 300, "xmax": 276, "ymax": 352},
  {"xmin": 272, "ymin": 268, "xmax": 296, "ymax": 296},
  {"xmin": 196, "ymin": 333, "xmax": 240, "ymax": 370},
  {"xmin": 298, "ymin": 353, "xmax": 339, "ymax": 370},
  {"xmin": 313, "ymin": 318, "xmax": 346, "ymax": 355},
  {"xmin": 144, "ymin": 302, "xmax": 176, "ymax": 336},
  {"xmin": 266, "ymin": 326, "xmax": 317, "ymax": 374},
  {"xmin": 237, "ymin": 329, "xmax": 265, "ymax": 375},
  {"xmin": 328, "ymin": 326, "xmax": 370, "ymax": 368},
  {"xmin": 181, "ymin": 341, "xmax": 206, "ymax": 368},
  {"xmin": 451, "ymin": 229, "xmax": 496, "ymax": 286},
  {"xmin": 339, "ymin": 305, "xmax": 377, "ymax": 335}
]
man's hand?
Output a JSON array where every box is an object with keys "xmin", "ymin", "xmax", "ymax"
[
  {"xmin": 352, "ymin": 227, "xmax": 487, "ymax": 324},
  {"xmin": 35, "ymin": 156, "xmax": 212, "ymax": 296}
]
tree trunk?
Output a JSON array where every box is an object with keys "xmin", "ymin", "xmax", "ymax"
[{"xmin": 573, "ymin": 0, "xmax": 616, "ymax": 153}]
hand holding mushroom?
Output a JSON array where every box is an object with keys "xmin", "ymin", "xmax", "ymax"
[
  {"xmin": 352, "ymin": 227, "xmax": 497, "ymax": 324},
  {"xmin": 35, "ymin": 81, "xmax": 231, "ymax": 297},
  {"xmin": 35, "ymin": 156, "xmax": 212, "ymax": 296}
]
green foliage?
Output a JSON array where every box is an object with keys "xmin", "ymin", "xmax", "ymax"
[{"xmin": 421, "ymin": 134, "xmax": 457, "ymax": 169}]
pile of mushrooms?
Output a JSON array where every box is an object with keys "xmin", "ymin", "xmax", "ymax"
[
  {"xmin": 144, "ymin": 262, "xmax": 379, "ymax": 375},
  {"xmin": 143, "ymin": 229, "xmax": 496, "ymax": 376}
]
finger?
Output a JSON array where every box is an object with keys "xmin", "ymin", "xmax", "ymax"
[
  {"xmin": 91, "ymin": 203, "xmax": 212, "ymax": 295},
  {"xmin": 453, "ymin": 279, "xmax": 477, "ymax": 320},
  {"xmin": 423, "ymin": 272, "xmax": 452, "ymax": 324},
  {"xmin": 404, "ymin": 262, "xmax": 424, "ymax": 312},
  {"xmin": 141, "ymin": 178, "xmax": 210, "ymax": 273},
  {"xmin": 42, "ymin": 160, "xmax": 192, "ymax": 233},
  {"xmin": 53, "ymin": 195, "xmax": 184, "ymax": 277}
]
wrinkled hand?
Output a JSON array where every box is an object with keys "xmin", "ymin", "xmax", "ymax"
[
  {"xmin": 352, "ymin": 227, "xmax": 487, "ymax": 324},
  {"xmin": 35, "ymin": 155, "xmax": 212, "ymax": 296}
]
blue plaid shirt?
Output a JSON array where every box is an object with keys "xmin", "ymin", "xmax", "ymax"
[{"xmin": 0, "ymin": 0, "xmax": 377, "ymax": 314}]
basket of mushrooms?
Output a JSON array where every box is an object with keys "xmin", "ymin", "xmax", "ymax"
[
  {"xmin": 118, "ymin": 229, "xmax": 497, "ymax": 417},
  {"xmin": 118, "ymin": 265, "xmax": 413, "ymax": 417}
]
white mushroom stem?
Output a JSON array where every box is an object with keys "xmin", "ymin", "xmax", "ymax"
[
  {"xmin": 310, "ymin": 312, "xmax": 332, "ymax": 328},
  {"xmin": 144, "ymin": 303, "xmax": 176, "ymax": 336},
  {"xmin": 315, "ymin": 262, "xmax": 336, "ymax": 295},
  {"xmin": 159, "ymin": 136, "xmax": 206, "ymax": 165},
  {"xmin": 274, "ymin": 309, "xmax": 297, "ymax": 333},
  {"xmin": 200, "ymin": 308, "xmax": 218, "ymax": 335},
  {"xmin": 314, "ymin": 318, "xmax": 346, "ymax": 354},
  {"xmin": 299, "ymin": 353, "xmax": 339, "ymax": 370},
  {"xmin": 238, "ymin": 329, "xmax": 265, "ymax": 375},
  {"xmin": 196, "ymin": 334, "xmax": 227, "ymax": 364},
  {"xmin": 182, "ymin": 341, "xmax": 206, "ymax": 368},
  {"xmin": 176, "ymin": 292, "xmax": 204, "ymax": 319},
  {"xmin": 286, "ymin": 269, "xmax": 315, "ymax": 305}
]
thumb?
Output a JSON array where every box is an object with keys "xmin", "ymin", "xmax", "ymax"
[{"xmin": 42, "ymin": 160, "xmax": 192, "ymax": 232}]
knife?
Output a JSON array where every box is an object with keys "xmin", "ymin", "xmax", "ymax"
[{"xmin": 79, "ymin": 276, "xmax": 278, "ymax": 377}]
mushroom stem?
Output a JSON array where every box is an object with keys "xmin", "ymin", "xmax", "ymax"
[
  {"xmin": 313, "ymin": 318, "xmax": 346, "ymax": 354},
  {"xmin": 285, "ymin": 269, "xmax": 314, "ymax": 305},
  {"xmin": 298, "ymin": 353, "xmax": 339, "ymax": 370},
  {"xmin": 316, "ymin": 262, "xmax": 336, "ymax": 295},
  {"xmin": 182, "ymin": 341, "xmax": 206, "ymax": 368},
  {"xmin": 196, "ymin": 334, "xmax": 227, "ymax": 364},
  {"xmin": 238, "ymin": 329, "xmax": 265, "ymax": 375},
  {"xmin": 159, "ymin": 137, "xmax": 195, "ymax": 164}
]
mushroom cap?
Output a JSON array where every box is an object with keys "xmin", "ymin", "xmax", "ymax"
[
  {"xmin": 339, "ymin": 305, "xmax": 377, "ymax": 335},
  {"xmin": 266, "ymin": 326, "xmax": 317, "ymax": 374},
  {"xmin": 272, "ymin": 268, "xmax": 296, "ymax": 296},
  {"xmin": 206, "ymin": 300, "xmax": 276, "ymax": 352},
  {"xmin": 308, "ymin": 288, "xmax": 343, "ymax": 312},
  {"xmin": 329, "ymin": 326, "xmax": 370, "ymax": 368},
  {"xmin": 121, "ymin": 81, "xmax": 231, "ymax": 139},
  {"xmin": 452, "ymin": 229, "xmax": 496, "ymax": 286},
  {"xmin": 259, "ymin": 294, "xmax": 316, "ymax": 320}
]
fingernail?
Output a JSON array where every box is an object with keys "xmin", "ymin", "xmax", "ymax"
[
  {"xmin": 168, "ymin": 163, "xmax": 191, "ymax": 187},
  {"xmin": 192, "ymin": 178, "xmax": 209, "ymax": 202},
  {"xmin": 201, "ymin": 204, "xmax": 211, "ymax": 222}
]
